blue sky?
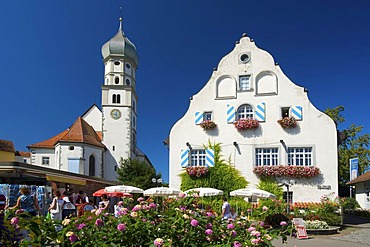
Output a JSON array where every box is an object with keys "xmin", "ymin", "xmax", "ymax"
[{"xmin": 1, "ymin": 1, "xmax": 369, "ymax": 183}]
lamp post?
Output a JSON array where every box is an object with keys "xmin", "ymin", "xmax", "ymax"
[
  {"xmin": 152, "ymin": 178, "xmax": 163, "ymax": 187},
  {"xmin": 280, "ymin": 179, "xmax": 296, "ymax": 214}
]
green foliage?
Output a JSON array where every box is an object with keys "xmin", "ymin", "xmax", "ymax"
[
  {"xmin": 324, "ymin": 106, "xmax": 370, "ymax": 196},
  {"xmin": 116, "ymin": 158, "xmax": 162, "ymax": 190},
  {"xmin": 180, "ymin": 141, "xmax": 248, "ymax": 197},
  {"xmin": 257, "ymin": 177, "xmax": 284, "ymax": 200},
  {"xmin": 342, "ymin": 197, "xmax": 360, "ymax": 210}
]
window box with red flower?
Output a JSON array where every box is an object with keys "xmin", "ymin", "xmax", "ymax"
[
  {"xmin": 277, "ymin": 116, "xmax": 297, "ymax": 128},
  {"xmin": 200, "ymin": 120, "xmax": 217, "ymax": 130},
  {"xmin": 253, "ymin": 165, "xmax": 320, "ymax": 178},
  {"xmin": 233, "ymin": 118, "xmax": 259, "ymax": 131},
  {"xmin": 186, "ymin": 166, "xmax": 209, "ymax": 177}
]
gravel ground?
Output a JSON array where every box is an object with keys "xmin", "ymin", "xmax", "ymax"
[{"xmin": 332, "ymin": 228, "xmax": 370, "ymax": 245}]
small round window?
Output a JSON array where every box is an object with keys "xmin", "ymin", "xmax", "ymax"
[
  {"xmin": 69, "ymin": 146, "xmax": 74, "ymax": 151},
  {"xmin": 114, "ymin": 61, "xmax": 120, "ymax": 66},
  {"xmin": 125, "ymin": 79, "xmax": 131, "ymax": 86},
  {"xmin": 125, "ymin": 63, "xmax": 131, "ymax": 69},
  {"xmin": 240, "ymin": 54, "xmax": 250, "ymax": 63}
]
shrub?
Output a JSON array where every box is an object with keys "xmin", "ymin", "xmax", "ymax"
[
  {"xmin": 265, "ymin": 214, "xmax": 289, "ymax": 228},
  {"xmin": 304, "ymin": 220, "xmax": 329, "ymax": 229},
  {"xmin": 257, "ymin": 177, "xmax": 284, "ymax": 200},
  {"xmin": 342, "ymin": 197, "xmax": 360, "ymax": 210}
]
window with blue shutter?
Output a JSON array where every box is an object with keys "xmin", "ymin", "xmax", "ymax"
[
  {"xmin": 227, "ymin": 104, "xmax": 236, "ymax": 123},
  {"xmin": 181, "ymin": 149, "xmax": 189, "ymax": 168},
  {"xmin": 291, "ymin": 106, "xmax": 302, "ymax": 120},
  {"xmin": 255, "ymin": 103, "xmax": 266, "ymax": 122}
]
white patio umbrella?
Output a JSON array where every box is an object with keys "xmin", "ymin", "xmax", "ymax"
[
  {"xmin": 143, "ymin": 187, "xmax": 182, "ymax": 197},
  {"xmin": 184, "ymin": 187, "xmax": 224, "ymax": 197},
  {"xmin": 230, "ymin": 188, "xmax": 276, "ymax": 199},
  {"xmin": 105, "ymin": 185, "xmax": 144, "ymax": 194}
]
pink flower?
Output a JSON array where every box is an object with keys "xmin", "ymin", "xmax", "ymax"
[
  {"xmin": 77, "ymin": 223, "xmax": 86, "ymax": 230},
  {"xmin": 206, "ymin": 223, "xmax": 213, "ymax": 229},
  {"xmin": 227, "ymin": 223, "xmax": 235, "ymax": 229},
  {"xmin": 247, "ymin": 226, "xmax": 256, "ymax": 232},
  {"xmin": 95, "ymin": 218, "xmax": 104, "ymax": 227},
  {"xmin": 234, "ymin": 241, "xmax": 242, "ymax": 247},
  {"xmin": 262, "ymin": 206, "xmax": 268, "ymax": 211},
  {"xmin": 280, "ymin": 221, "xmax": 287, "ymax": 226},
  {"xmin": 10, "ymin": 217, "xmax": 19, "ymax": 225},
  {"xmin": 153, "ymin": 238, "xmax": 164, "ymax": 247},
  {"xmin": 118, "ymin": 201, "xmax": 124, "ymax": 206},
  {"xmin": 86, "ymin": 216, "xmax": 93, "ymax": 221},
  {"xmin": 15, "ymin": 209, "xmax": 24, "ymax": 215},
  {"xmin": 206, "ymin": 212, "xmax": 213, "ymax": 217},
  {"xmin": 149, "ymin": 203, "xmax": 157, "ymax": 209},
  {"xmin": 190, "ymin": 219, "xmax": 199, "ymax": 227},
  {"xmin": 117, "ymin": 223, "xmax": 126, "ymax": 231},
  {"xmin": 251, "ymin": 238, "xmax": 260, "ymax": 245},
  {"xmin": 231, "ymin": 230, "xmax": 237, "ymax": 237},
  {"xmin": 205, "ymin": 229, "xmax": 213, "ymax": 235},
  {"xmin": 251, "ymin": 230, "xmax": 261, "ymax": 237},
  {"xmin": 69, "ymin": 234, "xmax": 78, "ymax": 243},
  {"xmin": 137, "ymin": 197, "xmax": 145, "ymax": 202}
]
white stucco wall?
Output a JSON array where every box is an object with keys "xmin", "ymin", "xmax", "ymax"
[
  {"xmin": 30, "ymin": 148, "xmax": 56, "ymax": 168},
  {"xmin": 82, "ymin": 105, "xmax": 102, "ymax": 132},
  {"xmin": 354, "ymin": 182, "xmax": 370, "ymax": 209},
  {"xmin": 169, "ymin": 35, "xmax": 338, "ymax": 202}
]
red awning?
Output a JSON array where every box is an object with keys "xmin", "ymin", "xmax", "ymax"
[{"xmin": 93, "ymin": 188, "xmax": 132, "ymax": 198}]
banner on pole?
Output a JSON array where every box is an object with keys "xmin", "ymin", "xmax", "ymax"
[{"xmin": 350, "ymin": 158, "xmax": 359, "ymax": 181}]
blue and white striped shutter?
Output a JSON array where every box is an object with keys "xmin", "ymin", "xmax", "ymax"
[
  {"xmin": 205, "ymin": 149, "xmax": 215, "ymax": 167},
  {"xmin": 291, "ymin": 106, "xmax": 303, "ymax": 120},
  {"xmin": 227, "ymin": 104, "xmax": 236, "ymax": 123},
  {"xmin": 255, "ymin": 103, "xmax": 266, "ymax": 122},
  {"xmin": 195, "ymin": 112, "xmax": 204, "ymax": 125},
  {"xmin": 181, "ymin": 149, "xmax": 189, "ymax": 168}
]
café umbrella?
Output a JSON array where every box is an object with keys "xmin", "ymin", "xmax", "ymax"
[
  {"xmin": 230, "ymin": 188, "xmax": 276, "ymax": 199},
  {"xmin": 105, "ymin": 185, "xmax": 144, "ymax": 194},
  {"xmin": 93, "ymin": 189, "xmax": 132, "ymax": 198},
  {"xmin": 143, "ymin": 187, "xmax": 182, "ymax": 197},
  {"xmin": 184, "ymin": 187, "xmax": 224, "ymax": 197}
]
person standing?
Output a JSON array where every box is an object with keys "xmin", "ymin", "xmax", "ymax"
[
  {"xmin": 99, "ymin": 194, "xmax": 110, "ymax": 211},
  {"xmin": 7, "ymin": 187, "xmax": 40, "ymax": 216},
  {"xmin": 48, "ymin": 191, "xmax": 63, "ymax": 221},
  {"xmin": 221, "ymin": 197, "xmax": 231, "ymax": 220}
]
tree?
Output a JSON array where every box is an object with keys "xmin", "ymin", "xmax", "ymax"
[
  {"xmin": 325, "ymin": 106, "xmax": 370, "ymax": 196},
  {"xmin": 116, "ymin": 158, "xmax": 162, "ymax": 190}
]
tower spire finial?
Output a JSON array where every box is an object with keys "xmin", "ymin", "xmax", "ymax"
[{"xmin": 119, "ymin": 7, "xmax": 123, "ymax": 31}]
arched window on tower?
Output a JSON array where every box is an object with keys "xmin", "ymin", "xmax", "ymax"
[
  {"xmin": 116, "ymin": 94, "xmax": 121, "ymax": 104},
  {"xmin": 115, "ymin": 76, "xmax": 119, "ymax": 84},
  {"xmin": 112, "ymin": 94, "xmax": 117, "ymax": 103},
  {"xmin": 89, "ymin": 155, "xmax": 95, "ymax": 176}
]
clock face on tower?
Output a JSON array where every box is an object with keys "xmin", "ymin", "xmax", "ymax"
[{"xmin": 110, "ymin": 109, "xmax": 121, "ymax": 120}]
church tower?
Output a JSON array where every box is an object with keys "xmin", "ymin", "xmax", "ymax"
[{"xmin": 101, "ymin": 18, "xmax": 139, "ymax": 180}]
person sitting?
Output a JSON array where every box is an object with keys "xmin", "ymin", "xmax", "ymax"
[
  {"xmin": 62, "ymin": 195, "xmax": 76, "ymax": 219},
  {"xmin": 230, "ymin": 207, "xmax": 238, "ymax": 220},
  {"xmin": 75, "ymin": 190, "xmax": 88, "ymax": 205},
  {"xmin": 7, "ymin": 187, "xmax": 40, "ymax": 217}
]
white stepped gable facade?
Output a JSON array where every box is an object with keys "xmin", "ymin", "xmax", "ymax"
[{"xmin": 169, "ymin": 34, "xmax": 338, "ymax": 202}]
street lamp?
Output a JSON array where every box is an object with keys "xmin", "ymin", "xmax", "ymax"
[
  {"xmin": 280, "ymin": 179, "xmax": 296, "ymax": 214},
  {"xmin": 152, "ymin": 178, "xmax": 163, "ymax": 187}
]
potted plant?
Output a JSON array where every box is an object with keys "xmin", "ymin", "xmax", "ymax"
[
  {"xmin": 253, "ymin": 165, "xmax": 320, "ymax": 178},
  {"xmin": 200, "ymin": 120, "xmax": 217, "ymax": 130},
  {"xmin": 234, "ymin": 118, "xmax": 259, "ymax": 131},
  {"xmin": 277, "ymin": 116, "xmax": 297, "ymax": 128}
]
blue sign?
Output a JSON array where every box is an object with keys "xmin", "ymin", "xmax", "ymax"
[{"xmin": 350, "ymin": 158, "xmax": 359, "ymax": 181}]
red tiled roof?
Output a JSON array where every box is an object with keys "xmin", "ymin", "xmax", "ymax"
[
  {"xmin": 18, "ymin": 151, "xmax": 31, "ymax": 157},
  {"xmin": 28, "ymin": 117, "xmax": 105, "ymax": 149},
  {"xmin": 347, "ymin": 171, "xmax": 370, "ymax": 185},
  {"xmin": 0, "ymin": 139, "xmax": 15, "ymax": 153}
]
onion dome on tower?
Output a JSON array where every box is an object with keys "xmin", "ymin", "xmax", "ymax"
[{"xmin": 101, "ymin": 18, "xmax": 139, "ymax": 66}]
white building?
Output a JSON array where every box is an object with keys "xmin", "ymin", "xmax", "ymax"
[
  {"xmin": 169, "ymin": 33, "xmax": 338, "ymax": 202},
  {"xmin": 28, "ymin": 19, "xmax": 151, "ymax": 181}
]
